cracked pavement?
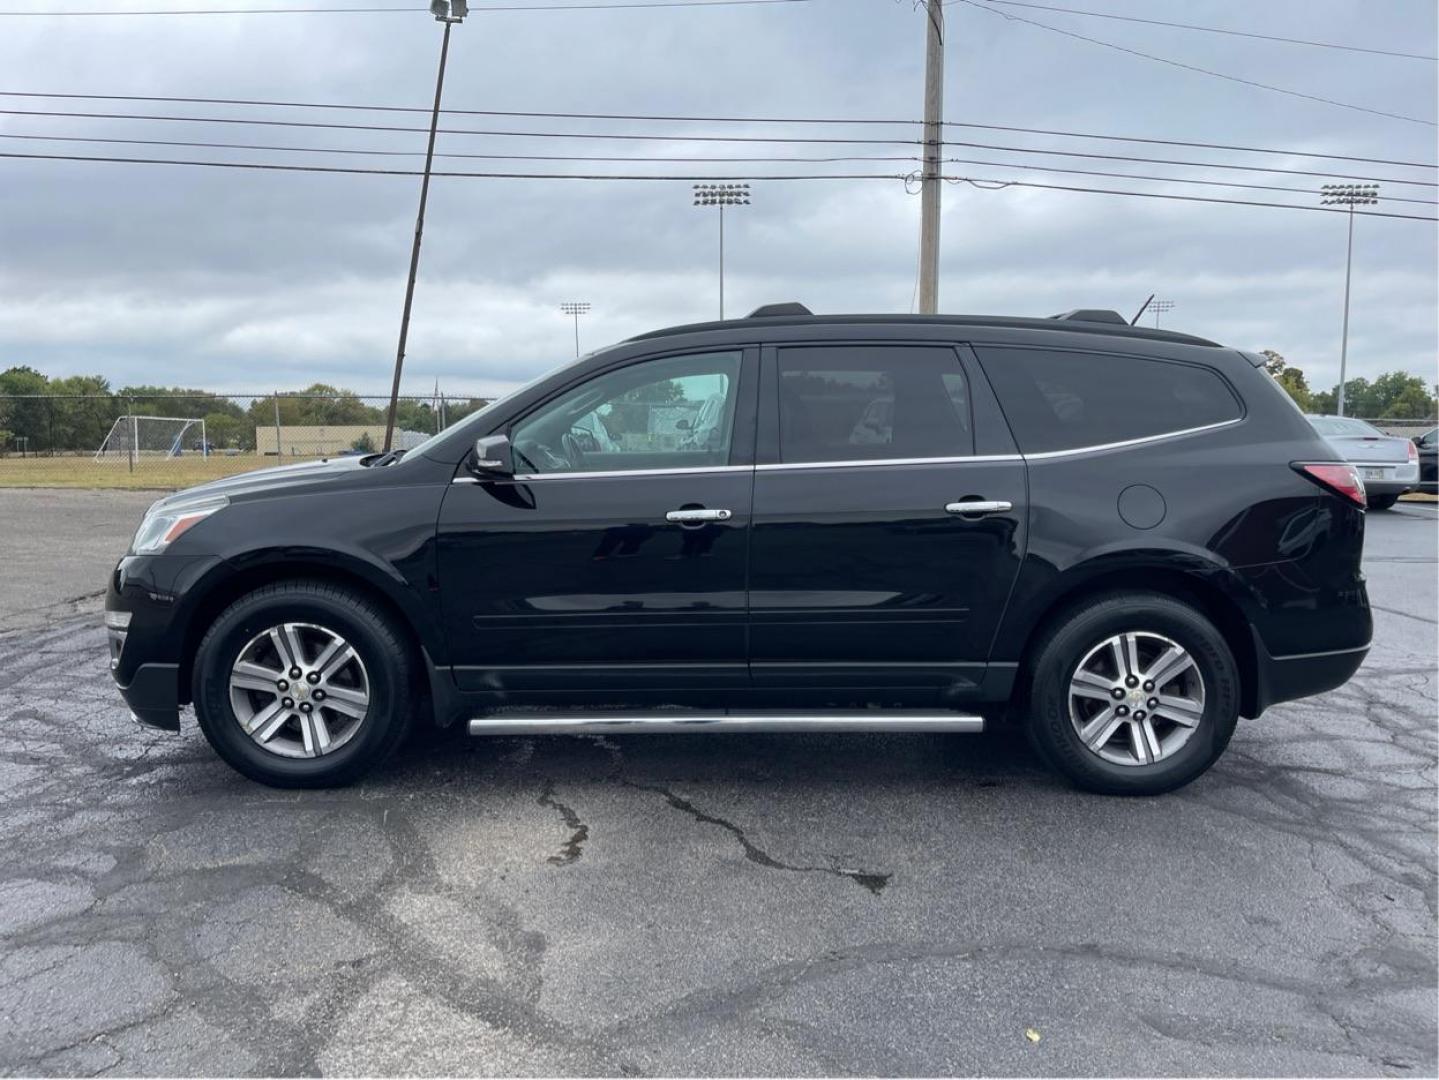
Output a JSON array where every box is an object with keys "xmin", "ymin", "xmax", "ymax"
[{"xmin": 0, "ymin": 493, "xmax": 1434, "ymax": 1076}]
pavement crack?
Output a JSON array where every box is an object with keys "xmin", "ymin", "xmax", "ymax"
[
  {"xmin": 624, "ymin": 780, "xmax": 891, "ymax": 894},
  {"xmin": 537, "ymin": 782, "xmax": 589, "ymax": 866}
]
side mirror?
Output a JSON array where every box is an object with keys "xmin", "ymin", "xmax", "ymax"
[{"xmin": 473, "ymin": 434, "xmax": 513, "ymax": 475}]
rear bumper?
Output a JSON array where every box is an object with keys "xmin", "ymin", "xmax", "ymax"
[
  {"xmin": 1365, "ymin": 480, "xmax": 1417, "ymax": 497},
  {"xmin": 115, "ymin": 662, "xmax": 181, "ymax": 732},
  {"xmin": 1252, "ymin": 636, "xmax": 1368, "ymax": 714}
]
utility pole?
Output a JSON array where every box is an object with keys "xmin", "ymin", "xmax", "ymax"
[
  {"xmin": 1321, "ymin": 183, "xmax": 1379, "ymax": 416},
  {"xmin": 917, "ymin": 0, "xmax": 945, "ymax": 314},
  {"xmin": 1151, "ymin": 298, "xmax": 1175, "ymax": 329},
  {"xmin": 560, "ymin": 301, "xmax": 590, "ymax": 357},
  {"xmin": 383, "ymin": 0, "xmax": 467, "ymax": 453},
  {"xmin": 693, "ymin": 183, "xmax": 749, "ymax": 319}
]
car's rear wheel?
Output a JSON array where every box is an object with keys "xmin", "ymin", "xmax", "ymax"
[
  {"xmin": 1022, "ymin": 592, "xmax": 1240, "ymax": 796},
  {"xmin": 193, "ymin": 581, "xmax": 415, "ymax": 788},
  {"xmin": 1368, "ymin": 494, "xmax": 1399, "ymax": 510}
]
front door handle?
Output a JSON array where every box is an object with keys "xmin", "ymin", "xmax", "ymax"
[
  {"xmin": 666, "ymin": 508, "xmax": 733, "ymax": 524},
  {"xmin": 944, "ymin": 499, "xmax": 1013, "ymax": 516}
]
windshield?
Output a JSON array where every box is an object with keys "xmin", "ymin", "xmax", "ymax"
[
  {"xmin": 398, "ymin": 358, "xmax": 578, "ymax": 460},
  {"xmin": 1307, "ymin": 416, "xmax": 1383, "ymax": 438}
]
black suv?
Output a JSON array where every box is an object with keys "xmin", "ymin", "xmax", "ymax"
[{"xmin": 106, "ymin": 306, "xmax": 1372, "ymax": 795}]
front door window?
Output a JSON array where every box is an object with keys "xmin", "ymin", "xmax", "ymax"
[{"xmin": 511, "ymin": 351, "xmax": 742, "ymax": 474}]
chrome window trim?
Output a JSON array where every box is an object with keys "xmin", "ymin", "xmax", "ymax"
[
  {"xmin": 1021, "ymin": 418, "xmax": 1244, "ymax": 461},
  {"xmin": 450, "ymin": 418, "xmax": 1243, "ymax": 482},
  {"xmin": 756, "ymin": 454, "xmax": 1021, "ymax": 472},
  {"xmin": 453, "ymin": 464, "xmax": 750, "ymax": 483}
]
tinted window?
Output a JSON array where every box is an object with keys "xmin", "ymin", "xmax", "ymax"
[
  {"xmin": 776, "ymin": 346, "xmax": 972, "ymax": 463},
  {"xmin": 511, "ymin": 351, "xmax": 741, "ymax": 474},
  {"xmin": 978, "ymin": 347, "xmax": 1241, "ymax": 454}
]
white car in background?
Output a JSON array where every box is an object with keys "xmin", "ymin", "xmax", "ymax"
[{"xmin": 1305, "ymin": 414, "xmax": 1420, "ymax": 510}]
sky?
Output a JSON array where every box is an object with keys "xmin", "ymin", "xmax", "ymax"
[{"xmin": 0, "ymin": 0, "xmax": 1435, "ymax": 401}]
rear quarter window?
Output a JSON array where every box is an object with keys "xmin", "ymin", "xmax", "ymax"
[{"xmin": 976, "ymin": 346, "xmax": 1242, "ymax": 454}]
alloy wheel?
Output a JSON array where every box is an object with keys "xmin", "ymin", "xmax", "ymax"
[
  {"xmin": 1067, "ymin": 630, "xmax": 1205, "ymax": 767},
  {"xmin": 228, "ymin": 622, "xmax": 371, "ymax": 759}
]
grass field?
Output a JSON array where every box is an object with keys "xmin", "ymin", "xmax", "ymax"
[{"xmin": 0, "ymin": 454, "xmax": 323, "ymax": 490}]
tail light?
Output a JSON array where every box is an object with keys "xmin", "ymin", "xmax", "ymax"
[
  {"xmin": 1294, "ymin": 463, "xmax": 1367, "ymax": 509},
  {"xmin": 1409, "ymin": 440, "xmax": 1419, "ymax": 463}
]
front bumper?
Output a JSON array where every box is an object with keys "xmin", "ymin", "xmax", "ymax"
[{"xmin": 106, "ymin": 552, "xmax": 224, "ymax": 732}]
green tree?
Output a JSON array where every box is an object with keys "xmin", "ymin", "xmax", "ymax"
[
  {"xmin": 202, "ymin": 412, "xmax": 251, "ymax": 450},
  {"xmin": 1260, "ymin": 350, "xmax": 1313, "ymax": 412},
  {"xmin": 1313, "ymin": 372, "xmax": 1435, "ymax": 419},
  {"xmin": 0, "ymin": 366, "xmax": 52, "ymax": 451},
  {"xmin": 351, "ymin": 431, "xmax": 376, "ymax": 454}
]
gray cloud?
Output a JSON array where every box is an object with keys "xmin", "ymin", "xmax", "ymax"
[{"xmin": 1, "ymin": 0, "xmax": 1434, "ymax": 399}]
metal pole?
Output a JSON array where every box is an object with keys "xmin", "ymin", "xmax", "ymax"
[
  {"xmin": 718, "ymin": 201, "xmax": 725, "ymax": 320},
  {"xmin": 273, "ymin": 392, "xmax": 283, "ymax": 460},
  {"xmin": 1337, "ymin": 204, "xmax": 1355, "ymax": 417},
  {"xmin": 384, "ymin": 19, "xmax": 453, "ymax": 452},
  {"xmin": 573, "ymin": 311, "xmax": 581, "ymax": 357},
  {"xmin": 917, "ymin": 0, "xmax": 945, "ymax": 314},
  {"xmin": 128, "ymin": 398, "xmax": 135, "ymax": 474}
]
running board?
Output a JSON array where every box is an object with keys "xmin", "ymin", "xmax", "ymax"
[{"xmin": 466, "ymin": 710, "xmax": 984, "ymax": 736}]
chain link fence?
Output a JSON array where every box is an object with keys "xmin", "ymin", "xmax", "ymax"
[{"xmin": 0, "ymin": 391, "xmax": 491, "ymax": 489}]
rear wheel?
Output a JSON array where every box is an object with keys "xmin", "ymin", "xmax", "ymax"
[
  {"xmin": 1022, "ymin": 592, "xmax": 1240, "ymax": 796},
  {"xmin": 193, "ymin": 581, "xmax": 415, "ymax": 788},
  {"xmin": 1368, "ymin": 494, "xmax": 1399, "ymax": 510}
]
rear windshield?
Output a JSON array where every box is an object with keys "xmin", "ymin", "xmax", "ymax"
[
  {"xmin": 1306, "ymin": 416, "xmax": 1383, "ymax": 438},
  {"xmin": 977, "ymin": 347, "xmax": 1242, "ymax": 454}
]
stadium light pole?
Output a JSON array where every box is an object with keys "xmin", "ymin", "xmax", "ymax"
[
  {"xmin": 1321, "ymin": 183, "xmax": 1379, "ymax": 417},
  {"xmin": 693, "ymin": 183, "xmax": 749, "ymax": 320},
  {"xmin": 560, "ymin": 301, "xmax": 591, "ymax": 357},
  {"xmin": 1151, "ymin": 298, "xmax": 1175, "ymax": 329},
  {"xmin": 382, "ymin": 0, "xmax": 467, "ymax": 453}
]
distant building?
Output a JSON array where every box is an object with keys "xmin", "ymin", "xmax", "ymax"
[{"xmin": 254, "ymin": 425, "xmax": 428, "ymax": 457}]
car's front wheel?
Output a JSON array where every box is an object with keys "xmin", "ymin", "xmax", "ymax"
[
  {"xmin": 1023, "ymin": 592, "xmax": 1240, "ymax": 796},
  {"xmin": 192, "ymin": 580, "xmax": 416, "ymax": 787}
]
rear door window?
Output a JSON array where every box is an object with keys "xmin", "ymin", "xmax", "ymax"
[
  {"xmin": 976, "ymin": 346, "xmax": 1241, "ymax": 454},
  {"xmin": 775, "ymin": 345, "xmax": 973, "ymax": 463}
]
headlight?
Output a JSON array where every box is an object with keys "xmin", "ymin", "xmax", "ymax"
[{"xmin": 130, "ymin": 495, "xmax": 228, "ymax": 555}]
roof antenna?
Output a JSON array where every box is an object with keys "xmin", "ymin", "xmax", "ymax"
[{"xmin": 1130, "ymin": 294, "xmax": 1155, "ymax": 326}]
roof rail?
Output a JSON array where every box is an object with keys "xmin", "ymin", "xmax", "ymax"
[
  {"xmin": 1048, "ymin": 309, "xmax": 1129, "ymax": 326},
  {"xmin": 747, "ymin": 302, "xmax": 813, "ymax": 318}
]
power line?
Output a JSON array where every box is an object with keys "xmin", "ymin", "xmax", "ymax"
[
  {"xmin": 0, "ymin": 132, "xmax": 918, "ymax": 164},
  {"xmin": 978, "ymin": 1, "xmax": 1438, "ymax": 62},
  {"xmin": 961, "ymin": 0, "xmax": 1438, "ymax": 128},
  {"xmin": 0, "ymin": 106, "xmax": 921, "ymax": 145},
  {"xmin": 8, "ymin": 130, "xmax": 1435, "ymax": 204},
  {"xmin": 0, "ymin": 0, "xmax": 813, "ymax": 13},
  {"xmin": 3, "ymin": 105, "xmax": 1433, "ymax": 185},
  {"xmin": 2, "ymin": 90, "xmax": 1433, "ymax": 169},
  {"xmin": 3, "ymin": 149, "xmax": 1435, "ymax": 221}
]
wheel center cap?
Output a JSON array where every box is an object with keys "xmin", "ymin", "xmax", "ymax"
[
  {"xmin": 295, "ymin": 683, "xmax": 310, "ymax": 701},
  {"xmin": 1128, "ymin": 689, "xmax": 1144, "ymax": 704}
]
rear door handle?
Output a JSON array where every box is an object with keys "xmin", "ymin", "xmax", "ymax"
[
  {"xmin": 666, "ymin": 508, "xmax": 733, "ymax": 523},
  {"xmin": 944, "ymin": 500, "xmax": 1013, "ymax": 516}
]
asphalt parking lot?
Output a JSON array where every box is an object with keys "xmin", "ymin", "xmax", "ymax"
[{"xmin": 0, "ymin": 490, "xmax": 1434, "ymax": 1077}]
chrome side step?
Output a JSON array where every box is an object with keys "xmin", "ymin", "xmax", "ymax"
[{"xmin": 467, "ymin": 710, "xmax": 984, "ymax": 736}]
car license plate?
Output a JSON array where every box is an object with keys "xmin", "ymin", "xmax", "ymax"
[{"xmin": 1362, "ymin": 467, "xmax": 1386, "ymax": 481}]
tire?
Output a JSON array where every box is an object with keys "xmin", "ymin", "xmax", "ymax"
[
  {"xmin": 1022, "ymin": 592, "xmax": 1240, "ymax": 796},
  {"xmin": 1368, "ymin": 494, "xmax": 1399, "ymax": 510},
  {"xmin": 193, "ymin": 580, "xmax": 417, "ymax": 788}
]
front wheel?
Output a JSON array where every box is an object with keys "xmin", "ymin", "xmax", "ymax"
[
  {"xmin": 192, "ymin": 581, "xmax": 416, "ymax": 788},
  {"xmin": 1022, "ymin": 593, "xmax": 1240, "ymax": 796}
]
